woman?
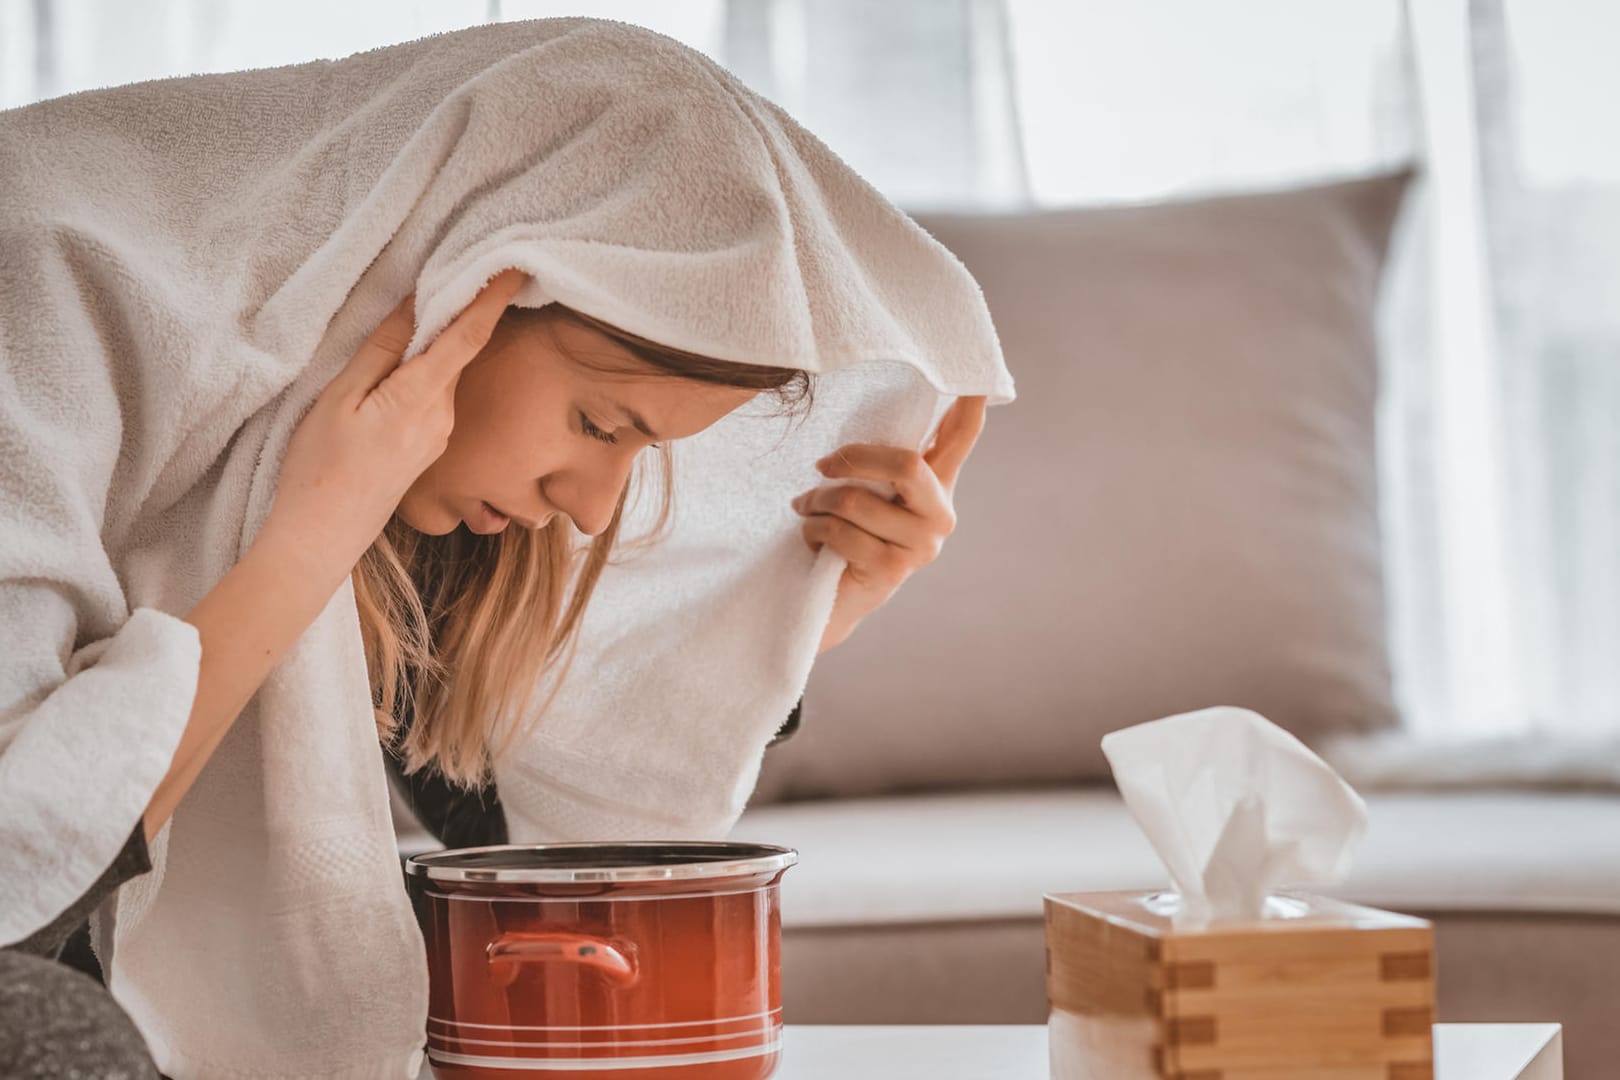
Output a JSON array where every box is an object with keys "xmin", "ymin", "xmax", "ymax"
[{"xmin": 0, "ymin": 17, "xmax": 1011, "ymax": 1079}]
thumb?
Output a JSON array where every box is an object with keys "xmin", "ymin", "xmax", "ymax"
[{"xmin": 923, "ymin": 396, "xmax": 988, "ymax": 492}]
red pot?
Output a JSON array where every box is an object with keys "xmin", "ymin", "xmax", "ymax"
[{"xmin": 405, "ymin": 842, "xmax": 797, "ymax": 1080}]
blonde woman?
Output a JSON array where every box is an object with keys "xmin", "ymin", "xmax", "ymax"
[
  {"xmin": 0, "ymin": 17, "xmax": 1009, "ymax": 1078},
  {"xmin": 3, "ymin": 262, "xmax": 983, "ymax": 1075}
]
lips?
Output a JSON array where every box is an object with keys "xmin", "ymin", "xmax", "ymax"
[
  {"xmin": 463, "ymin": 500, "xmax": 510, "ymax": 535},
  {"xmin": 477, "ymin": 501, "xmax": 552, "ymax": 531},
  {"xmin": 491, "ymin": 504, "xmax": 541, "ymax": 529}
]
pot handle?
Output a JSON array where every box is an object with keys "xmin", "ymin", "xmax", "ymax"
[{"xmin": 486, "ymin": 931, "xmax": 638, "ymax": 988}]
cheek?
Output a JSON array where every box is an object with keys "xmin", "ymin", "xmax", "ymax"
[
  {"xmin": 453, "ymin": 386, "xmax": 559, "ymax": 482},
  {"xmin": 451, "ymin": 345, "xmax": 575, "ymax": 485}
]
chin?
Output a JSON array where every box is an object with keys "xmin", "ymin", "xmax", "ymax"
[{"xmin": 395, "ymin": 496, "xmax": 461, "ymax": 536}]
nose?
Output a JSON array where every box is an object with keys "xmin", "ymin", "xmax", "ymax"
[{"xmin": 544, "ymin": 453, "xmax": 637, "ymax": 537}]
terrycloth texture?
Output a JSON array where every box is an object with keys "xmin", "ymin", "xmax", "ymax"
[
  {"xmin": 12, "ymin": 821, "xmax": 151, "ymax": 959},
  {"xmin": 0, "ymin": 17, "xmax": 1012, "ymax": 1080}
]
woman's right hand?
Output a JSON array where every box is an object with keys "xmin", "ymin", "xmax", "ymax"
[{"xmin": 261, "ymin": 269, "xmax": 529, "ymax": 576}]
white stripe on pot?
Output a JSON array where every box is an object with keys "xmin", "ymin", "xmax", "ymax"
[
  {"xmin": 428, "ymin": 1025, "xmax": 776, "ymax": 1051},
  {"xmin": 427, "ymin": 1040, "xmax": 781, "ymax": 1071}
]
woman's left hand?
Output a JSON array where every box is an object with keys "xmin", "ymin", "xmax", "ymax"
[{"xmin": 793, "ymin": 396, "xmax": 989, "ymax": 654}]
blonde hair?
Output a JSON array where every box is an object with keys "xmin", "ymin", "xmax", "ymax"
[{"xmin": 353, "ymin": 304, "xmax": 812, "ymax": 788}]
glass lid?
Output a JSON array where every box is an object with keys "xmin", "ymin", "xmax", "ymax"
[{"xmin": 405, "ymin": 841, "xmax": 798, "ymax": 884}]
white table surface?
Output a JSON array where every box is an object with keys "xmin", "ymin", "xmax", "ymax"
[
  {"xmin": 776, "ymin": 1025, "xmax": 1563, "ymax": 1079},
  {"xmin": 415, "ymin": 1023, "xmax": 1563, "ymax": 1079}
]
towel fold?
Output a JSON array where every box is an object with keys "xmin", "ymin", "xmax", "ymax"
[{"xmin": 0, "ymin": 18, "xmax": 1012, "ymax": 1077}]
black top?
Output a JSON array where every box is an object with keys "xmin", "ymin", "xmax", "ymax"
[
  {"xmin": 379, "ymin": 694, "xmax": 803, "ymax": 850},
  {"xmin": 7, "ymin": 694, "xmax": 804, "ymax": 977}
]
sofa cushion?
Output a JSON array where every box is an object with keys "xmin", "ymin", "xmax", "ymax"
[
  {"xmin": 736, "ymin": 787, "xmax": 1620, "ymax": 925},
  {"xmin": 753, "ymin": 170, "xmax": 1412, "ymax": 801}
]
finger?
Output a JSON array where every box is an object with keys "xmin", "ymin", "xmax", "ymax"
[
  {"xmin": 816, "ymin": 445, "xmax": 948, "ymax": 514},
  {"xmin": 801, "ymin": 514, "xmax": 907, "ymax": 579},
  {"xmin": 793, "ymin": 483, "xmax": 944, "ymax": 552},
  {"xmin": 389, "ymin": 268, "xmax": 528, "ymax": 397},
  {"xmin": 331, "ymin": 292, "xmax": 417, "ymax": 398},
  {"xmin": 921, "ymin": 396, "xmax": 988, "ymax": 493}
]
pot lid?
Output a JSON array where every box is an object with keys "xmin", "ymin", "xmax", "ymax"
[{"xmin": 405, "ymin": 841, "xmax": 797, "ymax": 884}]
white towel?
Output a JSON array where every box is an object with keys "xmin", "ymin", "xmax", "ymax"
[{"xmin": 0, "ymin": 17, "xmax": 1013, "ymax": 1078}]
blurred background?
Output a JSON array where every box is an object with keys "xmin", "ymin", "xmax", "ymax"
[{"xmin": 5, "ymin": 0, "xmax": 1616, "ymax": 750}]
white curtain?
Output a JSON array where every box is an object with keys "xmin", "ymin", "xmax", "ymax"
[
  {"xmin": 1374, "ymin": 0, "xmax": 1620, "ymax": 749},
  {"xmin": 7, "ymin": 1, "xmax": 1617, "ymax": 751},
  {"xmin": 720, "ymin": 0, "xmax": 1026, "ymax": 209},
  {"xmin": 721, "ymin": 0, "xmax": 1620, "ymax": 752},
  {"xmin": 1475, "ymin": 0, "xmax": 1620, "ymax": 737}
]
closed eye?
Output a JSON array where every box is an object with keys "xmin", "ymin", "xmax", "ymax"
[
  {"xmin": 582, "ymin": 411, "xmax": 662, "ymax": 449},
  {"xmin": 580, "ymin": 412, "xmax": 617, "ymax": 445}
]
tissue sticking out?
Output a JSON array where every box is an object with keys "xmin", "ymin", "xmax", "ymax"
[{"xmin": 1100, "ymin": 705, "xmax": 1369, "ymax": 925}]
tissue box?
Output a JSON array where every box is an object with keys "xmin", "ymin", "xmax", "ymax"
[{"xmin": 1045, "ymin": 890, "xmax": 1435, "ymax": 1079}]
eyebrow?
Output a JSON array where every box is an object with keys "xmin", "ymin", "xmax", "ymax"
[{"xmin": 614, "ymin": 403, "xmax": 661, "ymax": 441}]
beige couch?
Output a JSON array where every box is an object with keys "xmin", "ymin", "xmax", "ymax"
[{"xmin": 737, "ymin": 173, "xmax": 1620, "ymax": 1080}]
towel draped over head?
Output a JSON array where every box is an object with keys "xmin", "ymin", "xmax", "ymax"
[{"xmin": 0, "ymin": 17, "xmax": 1011, "ymax": 1077}]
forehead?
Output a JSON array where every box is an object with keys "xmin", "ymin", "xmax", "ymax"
[{"xmin": 530, "ymin": 313, "xmax": 759, "ymax": 432}]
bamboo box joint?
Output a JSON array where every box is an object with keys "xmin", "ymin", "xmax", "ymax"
[{"xmin": 1044, "ymin": 890, "xmax": 1437, "ymax": 1080}]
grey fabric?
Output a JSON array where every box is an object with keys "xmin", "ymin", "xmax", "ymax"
[{"xmin": 0, "ymin": 950, "xmax": 159, "ymax": 1079}]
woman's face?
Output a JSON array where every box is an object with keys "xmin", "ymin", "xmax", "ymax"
[{"xmin": 396, "ymin": 314, "xmax": 756, "ymax": 538}]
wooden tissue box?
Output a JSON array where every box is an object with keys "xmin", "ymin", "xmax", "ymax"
[{"xmin": 1045, "ymin": 890, "xmax": 1436, "ymax": 1080}]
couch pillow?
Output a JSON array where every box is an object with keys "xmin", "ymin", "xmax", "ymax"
[{"xmin": 752, "ymin": 170, "xmax": 1413, "ymax": 802}]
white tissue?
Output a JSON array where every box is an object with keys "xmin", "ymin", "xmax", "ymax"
[{"xmin": 1100, "ymin": 706, "xmax": 1368, "ymax": 924}]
